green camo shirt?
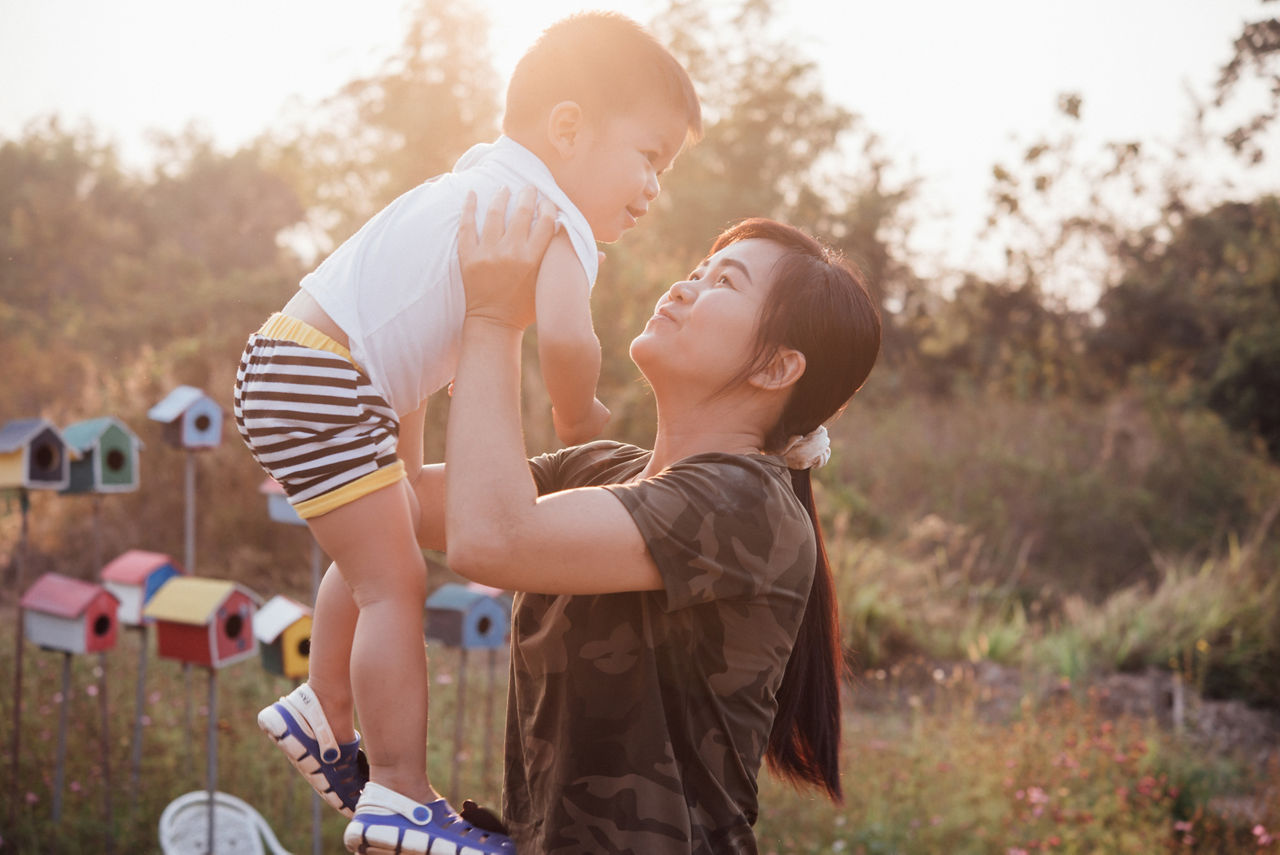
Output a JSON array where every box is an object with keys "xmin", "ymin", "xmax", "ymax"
[{"xmin": 504, "ymin": 441, "xmax": 816, "ymax": 854}]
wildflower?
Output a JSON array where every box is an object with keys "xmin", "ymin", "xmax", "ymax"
[
  {"xmin": 1254, "ymin": 825, "xmax": 1274, "ymax": 846},
  {"xmin": 149, "ymin": 691, "xmax": 161, "ymax": 704},
  {"xmin": 69, "ymin": 781, "xmax": 81, "ymax": 793},
  {"xmin": 141, "ymin": 715, "xmax": 152, "ymax": 727},
  {"xmin": 1006, "ymin": 848, "xmax": 1028, "ymax": 855},
  {"xmin": 86, "ymin": 684, "xmax": 99, "ymax": 697},
  {"xmin": 25, "ymin": 792, "xmax": 38, "ymax": 805},
  {"xmin": 1195, "ymin": 638, "xmax": 1209, "ymax": 654}
]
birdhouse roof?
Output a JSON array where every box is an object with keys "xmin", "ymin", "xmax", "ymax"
[
  {"xmin": 61, "ymin": 417, "xmax": 143, "ymax": 452},
  {"xmin": 101, "ymin": 549, "xmax": 182, "ymax": 584},
  {"xmin": 147, "ymin": 385, "xmax": 216, "ymax": 423},
  {"xmin": 426, "ymin": 583, "xmax": 494, "ymax": 612},
  {"xmin": 20, "ymin": 572, "xmax": 117, "ymax": 618},
  {"xmin": 253, "ymin": 595, "xmax": 312, "ymax": 643},
  {"xmin": 143, "ymin": 577, "xmax": 253, "ymax": 625},
  {"xmin": 0, "ymin": 418, "xmax": 61, "ymax": 453}
]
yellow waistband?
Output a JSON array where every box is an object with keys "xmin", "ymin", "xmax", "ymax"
[{"xmin": 258, "ymin": 313, "xmax": 358, "ymax": 367}]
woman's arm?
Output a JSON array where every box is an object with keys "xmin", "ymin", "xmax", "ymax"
[{"xmin": 446, "ymin": 188, "xmax": 661, "ymax": 594}]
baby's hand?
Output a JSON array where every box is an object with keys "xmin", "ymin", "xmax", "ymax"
[{"xmin": 553, "ymin": 398, "xmax": 611, "ymax": 446}]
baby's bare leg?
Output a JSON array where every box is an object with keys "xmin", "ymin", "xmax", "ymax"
[{"xmin": 306, "ymin": 480, "xmax": 437, "ymax": 804}]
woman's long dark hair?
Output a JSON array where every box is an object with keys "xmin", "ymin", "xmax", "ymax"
[{"xmin": 711, "ymin": 219, "xmax": 882, "ymax": 802}]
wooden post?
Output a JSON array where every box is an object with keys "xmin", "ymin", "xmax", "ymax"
[{"xmin": 184, "ymin": 452, "xmax": 196, "ymax": 574}]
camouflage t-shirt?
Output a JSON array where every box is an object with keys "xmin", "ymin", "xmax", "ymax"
[{"xmin": 504, "ymin": 440, "xmax": 817, "ymax": 854}]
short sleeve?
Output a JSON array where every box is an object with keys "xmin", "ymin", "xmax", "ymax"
[{"xmin": 603, "ymin": 454, "xmax": 815, "ymax": 613}]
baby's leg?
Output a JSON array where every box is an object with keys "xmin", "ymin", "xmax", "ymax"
[
  {"xmin": 306, "ymin": 561, "xmax": 357, "ymax": 743},
  {"xmin": 307, "ymin": 478, "xmax": 436, "ymax": 804}
]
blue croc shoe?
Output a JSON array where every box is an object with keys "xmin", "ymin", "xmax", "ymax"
[
  {"xmin": 257, "ymin": 684, "xmax": 368, "ymax": 817},
  {"xmin": 344, "ymin": 782, "xmax": 517, "ymax": 854}
]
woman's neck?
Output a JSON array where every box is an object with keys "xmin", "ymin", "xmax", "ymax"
[{"xmin": 640, "ymin": 397, "xmax": 771, "ymax": 479}]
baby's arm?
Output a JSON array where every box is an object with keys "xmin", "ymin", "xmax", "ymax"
[{"xmin": 536, "ymin": 232, "xmax": 610, "ymax": 445}]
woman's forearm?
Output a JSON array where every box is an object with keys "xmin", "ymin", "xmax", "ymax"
[{"xmin": 444, "ymin": 314, "xmax": 537, "ymax": 581}]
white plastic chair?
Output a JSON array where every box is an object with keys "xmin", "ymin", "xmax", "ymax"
[{"xmin": 158, "ymin": 790, "xmax": 292, "ymax": 855}]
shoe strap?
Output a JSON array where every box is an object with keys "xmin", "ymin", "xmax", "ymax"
[
  {"xmin": 286, "ymin": 684, "xmax": 341, "ymax": 760},
  {"xmin": 357, "ymin": 783, "xmax": 438, "ymax": 826}
]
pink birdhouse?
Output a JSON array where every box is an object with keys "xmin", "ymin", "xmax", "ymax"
[
  {"xmin": 20, "ymin": 572, "xmax": 120, "ymax": 655},
  {"xmin": 143, "ymin": 577, "xmax": 259, "ymax": 669},
  {"xmin": 100, "ymin": 549, "xmax": 186, "ymax": 626}
]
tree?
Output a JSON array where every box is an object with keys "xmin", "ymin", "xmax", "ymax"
[
  {"xmin": 265, "ymin": 0, "xmax": 501, "ymax": 243},
  {"xmin": 1091, "ymin": 198, "xmax": 1280, "ymax": 457}
]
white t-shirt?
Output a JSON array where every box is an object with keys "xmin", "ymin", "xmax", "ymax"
[{"xmin": 300, "ymin": 136, "xmax": 598, "ymax": 416}]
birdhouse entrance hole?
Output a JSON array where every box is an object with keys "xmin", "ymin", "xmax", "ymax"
[
  {"xmin": 297, "ymin": 638, "xmax": 310, "ymax": 657},
  {"xmin": 33, "ymin": 441, "xmax": 60, "ymax": 474},
  {"xmin": 477, "ymin": 616, "xmax": 492, "ymax": 635},
  {"xmin": 224, "ymin": 614, "xmax": 244, "ymax": 639},
  {"xmin": 93, "ymin": 614, "xmax": 112, "ymax": 637},
  {"xmin": 194, "ymin": 414, "xmax": 212, "ymax": 432},
  {"xmin": 105, "ymin": 448, "xmax": 126, "ymax": 472}
]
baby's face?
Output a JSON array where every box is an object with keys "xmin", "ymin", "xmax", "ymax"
[{"xmin": 555, "ymin": 100, "xmax": 688, "ymax": 243}]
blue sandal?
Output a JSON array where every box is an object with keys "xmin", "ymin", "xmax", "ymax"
[
  {"xmin": 344, "ymin": 783, "xmax": 516, "ymax": 854},
  {"xmin": 257, "ymin": 684, "xmax": 368, "ymax": 817}
]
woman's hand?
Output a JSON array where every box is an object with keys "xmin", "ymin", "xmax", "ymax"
[{"xmin": 458, "ymin": 185, "xmax": 557, "ymax": 330}]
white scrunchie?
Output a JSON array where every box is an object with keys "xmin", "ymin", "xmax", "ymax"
[{"xmin": 782, "ymin": 424, "xmax": 831, "ymax": 470}]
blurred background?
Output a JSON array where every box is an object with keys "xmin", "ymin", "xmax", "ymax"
[{"xmin": 2, "ymin": 0, "xmax": 1279, "ymax": 851}]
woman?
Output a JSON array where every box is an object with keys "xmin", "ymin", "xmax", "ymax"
[{"xmin": 438, "ymin": 187, "xmax": 882, "ymax": 853}]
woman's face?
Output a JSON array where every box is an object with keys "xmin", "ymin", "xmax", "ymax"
[{"xmin": 630, "ymin": 237, "xmax": 787, "ymax": 394}]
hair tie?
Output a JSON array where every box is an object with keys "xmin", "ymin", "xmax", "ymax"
[{"xmin": 782, "ymin": 425, "xmax": 831, "ymax": 470}]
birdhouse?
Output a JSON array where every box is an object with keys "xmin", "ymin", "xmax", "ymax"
[
  {"xmin": 20, "ymin": 572, "xmax": 120, "ymax": 655},
  {"xmin": 100, "ymin": 549, "xmax": 186, "ymax": 626},
  {"xmin": 61, "ymin": 416, "xmax": 143, "ymax": 494},
  {"xmin": 424, "ymin": 583, "xmax": 509, "ymax": 650},
  {"xmin": 253, "ymin": 595, "xmax": 313, "ymax": 679},
  {"xmin": 143, "ymin": 577, "xmax": 259, "ymax": 669},
  {"xmin": 0, "ymin": 418, "xmax": 72, "ymax": 491},
  {"xmin": 259, "ymin": 478, "xmax": 304, "ymax": 526},
  {"xmin": 147, "ymin": 385, "xmax": 223, "ymax": 450}
]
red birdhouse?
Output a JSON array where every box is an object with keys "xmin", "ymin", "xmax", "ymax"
[
  {"xmin": 20, "ymin": 572, "xmax": 120, "ymax": 655},
  {"xmin": 143, "ymin": 577, "xmax": 259, "ymax": 669}
]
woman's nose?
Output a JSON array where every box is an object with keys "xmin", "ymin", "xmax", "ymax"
[
  {"xmin": 645, "ymin": 171, "xmax": 660, "ymax": 202},
  {"xmin": 669, "ymin": 279, "xmax": 695, "ymax": 301}
]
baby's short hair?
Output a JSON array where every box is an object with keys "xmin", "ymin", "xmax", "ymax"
[{"xmin": 503, "ymin": 12, "xmax": 702, "ymax": 143}]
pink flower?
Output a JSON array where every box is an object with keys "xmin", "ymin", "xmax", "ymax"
[
  {"xmin": 25, "ymin": 792, "xmax": 38, "ymax": 805},
  {"xmin": 86, "ymin": 684, "xmax": 99, "ymax": 697},
  {"xmin": 69, "ymin": 781, "xmax": 81, "ymax": 793},
  {"xmin": 1254, "ymin": 825, "xmax": 1274, "ymax": 846}
]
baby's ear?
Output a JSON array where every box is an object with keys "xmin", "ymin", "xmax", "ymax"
[
  {"xmin": 749, "ymin": 347, "xmax": 805, "ymax": 392},
  {"xmin": 547, "ymin": 101, "xmax": 585, "ymax": 158}
]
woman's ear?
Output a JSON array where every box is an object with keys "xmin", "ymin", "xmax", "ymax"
[
  {"xmin": 546, "ymin": 101, "xmax": 585, "ymax": 159},
  {"xmin": 749, "ymin": 347, "xmax": 806, "ymax": 392}
]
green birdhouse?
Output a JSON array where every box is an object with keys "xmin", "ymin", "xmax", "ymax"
[{"xmin": 61, "ymin": 417, "xmax": 143, "ymax": 494}]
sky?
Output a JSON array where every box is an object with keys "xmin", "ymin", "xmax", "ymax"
[{"xmin": 1, "ymin": 0, "xmax": 1275, "ymax": 293}]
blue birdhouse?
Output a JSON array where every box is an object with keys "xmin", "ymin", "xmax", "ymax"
[
  {"xmin": 0, "ymin": 418, "xmax": 72, "ymax": 491},
  {"xmin": 259, "ymin": 478, "xmax": 304, "ymax": 526},
  {"xmin": 61, "ymin": 417, "xmax": 143, "ymax": 494},
  {"xmin": 424, "ymin": 583, "xmax": 509, "ymax": 650},
  {"xmin": 100, "ymin": 549, "xmax": 186, "ymax": 626},
  {"xmin": 147, "ymin": 386, "xmax": 223, "ymax": 450}
]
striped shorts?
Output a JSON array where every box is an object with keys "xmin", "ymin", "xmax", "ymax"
[{"xmin": 233, "ymin": 313, "xmax": 406, "ymax": 520}]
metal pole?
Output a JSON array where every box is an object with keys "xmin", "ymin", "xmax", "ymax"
[
  {"xmin": 310, "ymin": 541, "xmax": 323, "ymax": 605},
  {"xmin": 451, "ymin": 648, "xmax": 468, "ymax": 806},
  {"xmin": 53, "ymin": 653, "xmax": 72, "ymax": 822},
  {"xmin": 97, "ymin": 650, "xmax": 115, "ymax": 854},
  {"xmin": 483, "ymin": 648, "xmax": 496, "ymax": 790},
  {"xmin": 129, "ymin": 626, "xmax": 148, "ymax": 807},
  {"xmin": 313, "ymin": 793, "xmax": 323, "ymax": 855},
  {"xmin": 207, "ymin": 669, "xmax": 218, "ymax": 854},
  {"xmin": 184, "ymin": 452, "xmax": 196, "ymax": 574},
  {"xmin": 7, "ymin": 489, "xmax": 29, "ymax": 830}
]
